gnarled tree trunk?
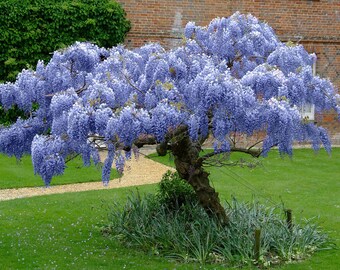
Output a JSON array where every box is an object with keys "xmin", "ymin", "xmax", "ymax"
[{"xmin": 170, "ymin": 126, "xmax": 229, "ymax": 225}]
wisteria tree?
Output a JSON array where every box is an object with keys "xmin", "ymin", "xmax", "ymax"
[{"xmin": 0, "ymin": 12, "xmax": 339, "ymax": 223}]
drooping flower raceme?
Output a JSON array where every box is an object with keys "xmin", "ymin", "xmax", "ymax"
[{"xmin": 31, "ymin": 135, "xmax": 67, "ymax": 186}]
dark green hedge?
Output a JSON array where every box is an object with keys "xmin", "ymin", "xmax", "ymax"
[{"xmin": 0, "ymin": 0, "xmax": 131, "ymax": 82}]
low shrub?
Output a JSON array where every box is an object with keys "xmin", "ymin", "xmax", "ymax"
[
  {"xmin": 156, "ymin": 170, "xmax": 198, "ymax": 210},
  {"xmin": 105, "ymin": 191, "xmax": 333, "ymax": 267},
  {"xmin": 0, "ymin": 0, "xmax": 131, "ymax": 82}
]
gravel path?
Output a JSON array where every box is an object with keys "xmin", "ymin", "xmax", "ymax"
[{"xmin": 0, "ymin": 146, "xmax": 174, "ymax": 201}]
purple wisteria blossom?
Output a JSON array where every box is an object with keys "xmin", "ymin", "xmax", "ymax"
[{"xmin": 0, "ymin": 12, "xmax": 338, "ymax": 188}]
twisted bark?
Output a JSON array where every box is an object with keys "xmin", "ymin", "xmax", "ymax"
[{"xmin": 170, "ymin": 126, "xmax": 229, "ymax": 225}]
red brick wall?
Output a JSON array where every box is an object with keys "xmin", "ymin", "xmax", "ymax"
[
  {"xmin": 117, "ymin": 0, "xmax": 340, "ymax": 141},
  {"xmin": 118, "ymin": 1, "xmax": 339, "ymax": 46}
]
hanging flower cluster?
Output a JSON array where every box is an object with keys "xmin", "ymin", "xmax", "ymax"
[{"xmin": 0, "ymin": 12, "xmax": 338, "ymax": 186}]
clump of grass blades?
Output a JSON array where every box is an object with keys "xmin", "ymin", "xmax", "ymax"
[{"xmin": 105, "ymin": 193, "xmax": 333, "ymax": 267}]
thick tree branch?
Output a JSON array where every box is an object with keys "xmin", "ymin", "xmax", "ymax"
[
  {"xmin": 133, "ymin": 135, "xmax": 157, "ymax": 148},
  {"xmin": 198, "ymin": 146, "xmax": 262, "ymax": 164}
]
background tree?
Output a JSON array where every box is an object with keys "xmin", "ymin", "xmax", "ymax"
[
  {"xmin": 0, "ymin": 13, "xmax": 339, "ymax": 223},
  {"xmin": 0, "ymin": 0, "xmax": 130, "ymax": 126}
]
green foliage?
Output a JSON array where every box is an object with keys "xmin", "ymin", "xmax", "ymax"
[
  {"xmin": 0, "ymin": 104, "xmax": 27, "ymax": 126},
  {"xmin": 157, "ymin": 170, "xmax": 198, "ymax": 210},
  {"xmin": 0, "ymin": 0, "xmax": 131, "ymax": 82},
  {"xmin": 0, "ymin": 0, "xmax": 130, "ymax": 126},
  {"xmin": 106, "ymin": 192, "xmax": 333, "ymax": 267}
]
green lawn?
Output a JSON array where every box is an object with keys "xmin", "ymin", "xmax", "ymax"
[
  {"xmin": 0, "ymin": 186, "xmax": 228, "ymax": 270},
  {"xmin": 149, "ymin": 147, "xmax": 340, "ymax": 269},
  {"xmin": 0, "ymin": 148, "xmax": 339, "ymax": 269},
  {"xmin": 0, "ymin": 154, "xmax": 118, "ymax": 189}
]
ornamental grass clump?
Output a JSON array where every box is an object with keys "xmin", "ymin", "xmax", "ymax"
[{"xmin": 105, "ymin": 191, "xmax": 333, "ymax": 267}]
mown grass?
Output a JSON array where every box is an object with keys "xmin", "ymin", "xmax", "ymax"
[
  {"xmin": 0, "ymin": 154, "xmax": 118, "ymax": 189},
  {"xmin": 148, "ymin": 147, "xmax": 340, "ymax": 269},
  {"xmin": 0, "ymin": 148, "xmax": 339, "ymax": 269},
  {"xmin": 0, "ymin": 186, "xmax": 229, "ymax": 270}
]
